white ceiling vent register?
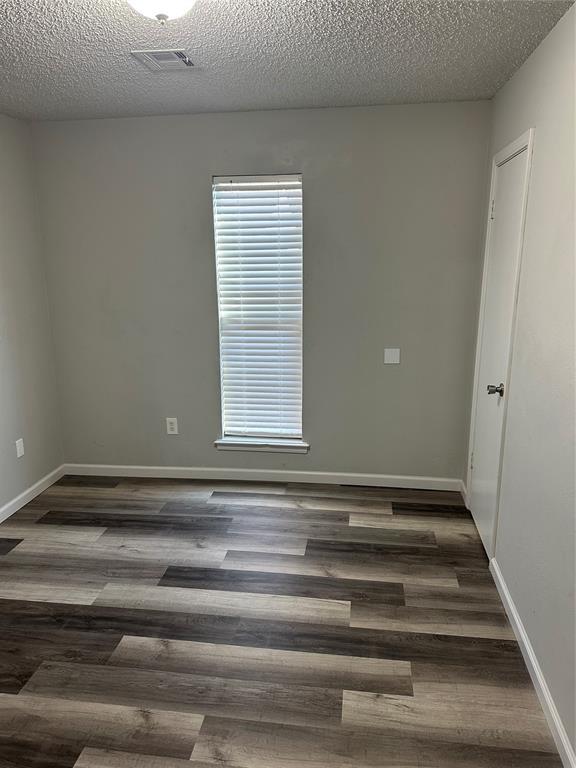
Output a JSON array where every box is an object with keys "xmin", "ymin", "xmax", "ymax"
[{"xmin": 131, "ymin": 49, "xmax": 194, "ymax": 71}]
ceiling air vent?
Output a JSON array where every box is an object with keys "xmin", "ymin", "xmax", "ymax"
[{"xmin": 131, "ymin": 49, "xmax": 194, "ymax": 72}]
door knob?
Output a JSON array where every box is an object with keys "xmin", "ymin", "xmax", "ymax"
[{"xmin": 487, "ymin": 383, "xmax": 505, "ymax": 397}]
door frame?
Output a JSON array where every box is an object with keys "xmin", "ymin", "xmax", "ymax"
[{"xmin": 466, "ymin": 128, "xmax": 534, "ymax": 556}]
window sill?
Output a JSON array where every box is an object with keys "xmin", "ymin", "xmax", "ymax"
[{"xmin": 214, "ymin": 437, "xmax": 310, "ymax": 454}]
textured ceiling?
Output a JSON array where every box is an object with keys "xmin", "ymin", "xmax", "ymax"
[{"xmin": 0, "ymin": 0, "xmax": 572, "ymax": 120}]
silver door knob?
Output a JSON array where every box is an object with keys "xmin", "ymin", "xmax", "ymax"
[{"xmin": 487, "ymin": 383, "xmax": 505, "ymax": 397}]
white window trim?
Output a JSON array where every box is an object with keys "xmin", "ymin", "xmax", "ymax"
[
  {"xmin": 214, "ymin": 437, "xmax": 310, "ymax": 454},
  {"xmin": 212, "ymin": 173, "xmax": 307, "ymax": 450}
]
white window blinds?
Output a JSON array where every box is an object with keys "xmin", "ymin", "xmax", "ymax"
[{"xmin": 213, "ymin": 174, "xmax": 303, "ymax": 440}]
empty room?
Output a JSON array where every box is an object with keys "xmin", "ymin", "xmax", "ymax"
[{"xmin": 0, "ymin": 0, "xmax": 574, "ymax": 766}]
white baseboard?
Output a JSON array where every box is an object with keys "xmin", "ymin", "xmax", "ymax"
[
  {"xmin": 459, "ymin": 479, "xmax": 469, "ymax": 507},
  {"xmin": 0, "ymin": 464, "xmax": 66, "ymax": 524},
  {"xmin": 61, "ymin": 463, "xmax": 463, "ymax": 492},
  {"xmin": 490, "ymin": 558, "xmax": 575, "ymax": 768}
]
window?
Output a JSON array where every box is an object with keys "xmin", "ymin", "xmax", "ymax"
[{"xmin": 213, "ymin": 174, "xmax": 307, "ymax": 453}]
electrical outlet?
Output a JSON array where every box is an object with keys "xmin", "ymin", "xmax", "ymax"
[
  {"xmin": 15, "ymin": 438, "xmax": 24, "ymax": 458},
  {"xmin": 166, "ymin": 417, "xmax": 179, "ymax": 435}
]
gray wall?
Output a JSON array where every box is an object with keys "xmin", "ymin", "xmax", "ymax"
[
  {"xmin": 0, "ymin": 115, "xmax": 62, "ymax": 511},
  {"xmin": 490, "ymin": 7, "xmax": 575, "ymax": 752},
  {"xmin": 32, "ymin": 102, "xmax": 491, "ymax": 480}
]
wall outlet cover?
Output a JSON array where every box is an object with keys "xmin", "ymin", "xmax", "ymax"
[
  {"xmin": 384, "ymin": 348, "xmax": 401, "ymax": 364},
  {"xmin": 15, "ymin": 438, "xmax": 24, "ymax": 458},
  {"xmin": 166, "ymin": 417, "xmax": 179, "ymax": 435}
]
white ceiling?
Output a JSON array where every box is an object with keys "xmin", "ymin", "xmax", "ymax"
[{"xmin": 0, "ymin": 0, "xmax": 571, "ymax": 121}]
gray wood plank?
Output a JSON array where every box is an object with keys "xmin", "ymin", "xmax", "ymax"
[
  {"xmin": 108, "ymin": 636, "xmax": 413, "ymax": 695},
  {"xmin": 342, "ymin": 690, "xmax": 558, "ymax": 752},
  {"xmin": 95, "ymin": 583, "xmax": 351, "ymax": 625},
  {"xmin": 23, "ymin": 661, "xmax": 343, "ymax": 728},
  {"xmin": 350, "ymin": 603, "xmax": 514, "ymax": 639},
  {"xmin": 74, "ymin": 747, "xmax": 213, "ymax": 767},
  {"xmin": 0, "ymin": 692, "xmax": 203, "ymax": 759}
]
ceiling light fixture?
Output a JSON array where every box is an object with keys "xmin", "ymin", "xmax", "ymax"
[{"xmin": 126, "ymin": 0, "xmax": 197, "ymax": 24}]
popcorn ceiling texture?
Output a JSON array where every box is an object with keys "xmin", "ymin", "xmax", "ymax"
[{"xmin": 0, "ymin": 0, "xmax": 571, "ymax": 120}]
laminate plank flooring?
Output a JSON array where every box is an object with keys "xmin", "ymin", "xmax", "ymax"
[
  {"xmin": 6, "ymin": 538, "xmax": 227, "ymax": 568},
  {"xmin": 163, "ymin": 502, "xmax": 352, "ymax": 523},
  {"xmin": 221, "ymin": 549, "xmax": 461, "ymax": 587},
  {"xmin": 74, "ymin": 748, "xmax": 214, "ymax": 768},
  {"xmin": 350, "ymin": 602, "xmax": 515, "ymax": 639},
  {"xmin": 349, "ymin": 510, "xmax": 477, "ymax": 532},
  {"xmin": 404, "ymin": 583, "xmax": 505, "ymax": 613},
  {"xmin": 0, "ymin": 523, "xmax": 107, "ymax": 544},
  {"xmin": 0, "ymin": 580, "xmax": 102, "ymax": 606},
  {"xmin": 0, "ymin": 693, "xmax": 204, "ymax": 760},
  {"xmin": 0, "ymin": 553, "xmax": 168, "ymax": 584},
  {"xmin": 0, "ymin": 476, "xmax": 561, "ymax": 767},
  {"xmin": 99, "ymin": 530, "xmax": 308, "ymax": 556},
  {"xmin": 0, "ymin": 539, "xmax": 21, "ymax": 555},
  {"xmin": 108, "ymin": 636, "xmax": 413, "ymax": 695},
  {"xmin": 0, "ymin": 628, "xmax": 121, "ymax": 694},
  {"xmin": 191, "ymin": 716, "xmax": 562, "ymax": 768},
  {"xmin": 342, "ymin": 690, "xmax": 557, "ymax": 752},
  {"xmin": 159, "ymin": 565, "xmax": 406, "ymax": 604},
  {"xmin": 23, "ymin": 660, "xmax": 343, "ymax": 728},
  {"xmin": 0, "ymin": 598, "xmax": 521, "ymax": 666},
  {"xmin": 412, "ymin": 661, "xmax": 547, "ymax": 708},
  {"xmin": 38, "ymin": 510, "xmax": 233, "ymax": 532},
  {"xmin": 94, "ymin": 583, "xmax": 351, "ymax": 626},
  {"xmin": 209, "ymin": 491, "xmax": 397, "ymax": 514}
]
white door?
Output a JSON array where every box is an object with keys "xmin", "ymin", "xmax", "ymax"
[{"xmin": 469, "ymin": 132, "xmax": 533, "ymax": 556}]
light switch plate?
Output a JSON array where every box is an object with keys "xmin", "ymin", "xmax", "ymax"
[
  {"xmin": 384, "ymin": 348, "xmax": 401, "ymax": 365},
  {"xmin": 15, "ymin": 438, "xmax": 24, "ymax": 458},
  {"xmin": 165, "ymin": 417, "xmax": 179, "ymax": 435}
]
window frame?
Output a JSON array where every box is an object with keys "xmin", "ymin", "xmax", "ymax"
[{"xmin": 212, "ymin": 173, "xmax": 308, "ymax": 454}]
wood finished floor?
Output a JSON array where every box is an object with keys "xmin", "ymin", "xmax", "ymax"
[{"xmin": 0, "ymin": 476, "xmax": 561, "ymax": 767}]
